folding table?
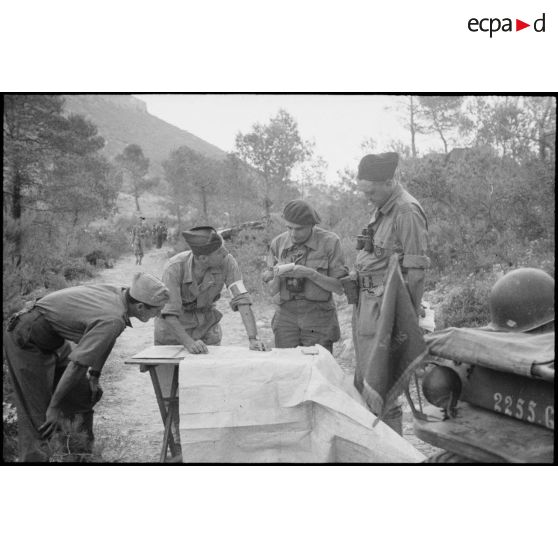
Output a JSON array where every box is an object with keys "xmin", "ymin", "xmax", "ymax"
[{"xmin": 125, "ymin": 345, "xmax": 189, "ymax": 463}]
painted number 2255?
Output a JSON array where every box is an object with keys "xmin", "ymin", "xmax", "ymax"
[{"xmin": 493, "ymin": 393, "xmax": 554, "ymax": 429}]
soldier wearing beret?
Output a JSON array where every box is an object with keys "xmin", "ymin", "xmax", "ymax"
[
  {"xmin": 3, "ymin": 272, "xmax": 170, "ymax": 461},
  {"xmin": 264, "ymin": 200, "xmax": 348, "ymax": 352},
  {"xmin": 154, "ymin": 226, "xmax": 266, "ymax": 354},
  {"xmin": 352, "ymin": 152, "xmax": 430, "ymax": 435}
]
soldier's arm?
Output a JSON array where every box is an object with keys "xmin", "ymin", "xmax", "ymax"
[
  {"xmin": 295, "ymin": 267, "xmax": 343, "ymax": 294},
  {"xmin": 263, "ymin": 242, "xmax": 281, "ymax": 296},
  {"xmin": 290, "ymin": 236, "xmax": 346, "ymax": 295},
  {"xmin": 40, "ymin": 361, "xmax": 89, "ymax": 437},
  {"xmin": 163, "ymin": 315, "xmax": 207, "ymax": 354},
  {"xmin": 159, "ymin": 262, "xmax": 208, "ymax": 353},
  {"xmin": 395, "ymin": 207, "xmax": 430, "ymax": 314}
]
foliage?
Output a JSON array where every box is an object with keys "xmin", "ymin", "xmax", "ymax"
[
  {"xmin": 417, "ymin": 96, "xmax": 464, "ymax": 154},
  {"xmin": 115, "ymin": 144, "xmax": 158, "ymax": 212},
  {"xmin": 3, "ymin": 95, "xmax": 122, "ymax": 318},
  {"xmin": 435, "ymin": 274, "xmax": 493, "ymax": 329},
  {"xmin": 235, "ymin": 109, "xmax": 313, "ymax": 216}
]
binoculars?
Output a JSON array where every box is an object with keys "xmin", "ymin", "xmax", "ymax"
[
  {"xmin": 356, "ymin": 228, "xmax": 374, "ymax": 252},
  {"xmin": 286, "ymin": 277, "xmax": 306, "ymax": 293}
]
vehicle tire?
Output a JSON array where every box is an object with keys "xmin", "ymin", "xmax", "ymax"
[{"xmin": 424, "ymin": 450, "xmax": 475, "ymax": 463}]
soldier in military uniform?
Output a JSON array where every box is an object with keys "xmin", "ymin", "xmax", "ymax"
[
  {"xmin": 154, "ymin": 226, "xmax": 266, "ymax": 353},
  {"xmin": 264, "ymin": 200, "xmax": 348, "ymax": 352},
  {"xmin": 131, "ymin": 216, "xmax": 148, "ymax": 265},
  {"xmin": 352, "ymin": 153, "xmax": 430, "ymax": 435},
  {"xmin": 3, "ymin": 272, "xmax": 170, "ymax": 461},
  {"xmin": 153, "ymin": 219, "xmax": 168, "ymax": 249}
]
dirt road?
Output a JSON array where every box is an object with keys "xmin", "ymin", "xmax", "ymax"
[{"xmin": 89, "ymin": 247, "xmax": 436, "ymax": 462}]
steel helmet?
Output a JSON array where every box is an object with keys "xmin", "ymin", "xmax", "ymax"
[
  {"xmin": 488, "ymin": 268, "xmax": 554, "ymax": 332},
  {"xmin": 422, "ymin": 365, "xmax": 462, "ymax": 419}
]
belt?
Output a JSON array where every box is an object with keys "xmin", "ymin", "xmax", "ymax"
[
  {"xmin": 8, "ymin": 307, "xmax": 65, "ymax": 352},
  {"xmin": 182, "ymin": 302, "xmax": 213, "ymax": 313}
]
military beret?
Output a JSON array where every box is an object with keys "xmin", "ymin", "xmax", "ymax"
[
  {"xmin": 357, "ymin": 152, "xmax": 399, "ymax": 182},
  {"xmin": 282, "ymin": 200, "xmax": 321, "ymax": 226},
  {"xmin": 130, "ymin": 272, "xmax": 169, "ymax": 306},
  {"xmin": 182, "ymin": 226, "xmax": 223, "ymax": 255}
]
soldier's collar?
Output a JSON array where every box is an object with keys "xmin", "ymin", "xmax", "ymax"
[
  {"xmin": 181, "ymin": 252, "xmax": 195, "ymax": 283},
  {"xmin": 378, "ymin": 183, "xmax": 404, "ymax": 215},
  {"xmin": 283, "ymin": 227, "xmax": 319, "ymax": 250},
  {"xmin": 120, "ymin": 288, "xmax": 133, "ymax": 328}
]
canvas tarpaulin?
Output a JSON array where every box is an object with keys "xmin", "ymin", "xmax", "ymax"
[
  {"xmin": 425, "ymin": 328, "xmax": 554, "ymax": 378},
  {"xmin": 177, "ymin": 345, "xmax": 424, "ymax": 463}
]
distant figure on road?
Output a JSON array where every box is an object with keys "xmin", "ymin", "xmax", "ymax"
[
  {"xmin": 153, "ymin": 219, "xmax": 168, "ymax": 249},
  {"xmin": 3, "ymin": 272, "xmax": 169, "ymax": 462},
  {"xmin": 131, "ymin": 216, "xmax": 148, "ymax": 265}
]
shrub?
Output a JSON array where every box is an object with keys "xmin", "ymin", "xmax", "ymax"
[{"xmin": 436, "ymin": 274, "xmax": 493, "ymax": 329}]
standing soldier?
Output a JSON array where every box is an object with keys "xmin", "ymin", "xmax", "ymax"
[
  {"xmin": 264, "ymin": 200, "xmax": 348, "ymax": 353},
  {"xmin": 154, "ymin": 219, "xmax": 167, "ymax": 249},
  {"xmin": 3, "ymin": 272, "xmax": 169, "ymax": 461},
  {"xmin": 352, "ymin": 152, "xmax": 430, "ymax": 435},
  {"xmin": 154, "ymin": 226, "xmax": 266, "ymax": 353},
  {"xmin": 131, "ymin": 216, "xmax": 147, "ymax": 265}
]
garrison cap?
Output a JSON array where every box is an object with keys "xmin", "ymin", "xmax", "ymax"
[
  {"xmin": 130, "ymin": 272, "xmax": 169, "ymax": 306},
  {"xmin": 182, "ymin": 226, "xmax": 224, "ymax": 255},
  {"xmin": 357, "ymin": 152, "xmax": 399, "ymax": 182},
  {"xmin": 282, "ymin": 200, "xmax": 321, "ymax": 226}
]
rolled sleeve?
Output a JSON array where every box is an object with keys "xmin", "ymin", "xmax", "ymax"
[
  {"xmin": 69, "ymin": 319, "xmax": 124, "ymax": 370},
  {"xmin": 160, "ymin": 262, "xmax": 184, "ymax": 316},
  {"xmin": 328, "ymin": 237, "xmax": 349, "ymax": 279},
  {"xmin": 224, "ymin": 255, "xmax": 253, "ymax": 310},
  {"xmin": 395, "ymin": 207, "xmax": 429, "ymax": 269}
]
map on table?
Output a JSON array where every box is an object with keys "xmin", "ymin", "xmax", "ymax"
[{"xmin": 128, "ymin": 345, "xmax": 188, "ymax": 360}]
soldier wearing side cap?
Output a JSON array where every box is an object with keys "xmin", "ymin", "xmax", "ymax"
[
  {"xmin": 351, "ymin": 152, "xmax": 430, "ymax": 435},
  {"xmin": 154, "ymin": 226, "xmax": 266, "ymax": 354},
  {"xmin": 3, "ymin": 272, "xmax": 170, "ymax": 461},
  {"xmin": 263, "ymin": 200, "xmax": 348, "ymax": 352}
]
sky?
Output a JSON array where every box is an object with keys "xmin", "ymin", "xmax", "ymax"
[{"xmin": 134, "ymin": 94, "xmax": 437, "ymax": 182}]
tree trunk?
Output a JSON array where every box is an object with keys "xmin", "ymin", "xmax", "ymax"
[
  {"xmin": 410, "ymin": 96, "xmax": 418, "ymax": 158},
  {"xmin": 200, "ymin": 187, "xmax": 209, "ymax": 222},
  {"xmin": 263, "ymin": 177, "xmax": 271, "ymax": 219},
  {"xmin": 438, "ymin": 130, "xmax": 448, "ymax": 154},
  {"xmin": 11, "ymin": 168, "xmax": 23, "ymax": 268},
  {"xmin": 134, "ymin": 188, "xmax": 141, "ymax": 212},
  {"xmin": 175, "ymin": 203, "xmax": 182, "ymax": 233}
]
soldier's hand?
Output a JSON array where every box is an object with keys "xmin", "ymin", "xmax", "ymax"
[
  {"xmin": 288, "ymin": 265, "xmax": 316, "ymax": 279},
  {"xmin": 39, "ymin": 405, "xmax": 61, "ymax": 439},
  {"xmin": 262, "ymin": 269, "xmax": 274, "ymax": 283},
  {"xmin": 185, "ymin": 339, "xmax": 208, "ymax": 354},
  {"xmin": 249, "ymin": 338, "xmax": 267, "ymax": 351},
  {"xmin": 89, "ymin": 376, "xmax": 103, "ymax": 405}
]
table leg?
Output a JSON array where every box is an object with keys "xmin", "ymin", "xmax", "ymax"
[{"xmin": 149, "ymin": 365, "xmax": 182, "ymax": 463}]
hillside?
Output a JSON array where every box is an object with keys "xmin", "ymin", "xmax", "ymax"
[{"xmin": 62, "ymin": 94, "xmax": 227, "ymax": 175}]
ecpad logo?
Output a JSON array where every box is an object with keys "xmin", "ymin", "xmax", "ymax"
[{"xmin": 468, "ymin": 13, "xmax": 546, "ymax": 37}]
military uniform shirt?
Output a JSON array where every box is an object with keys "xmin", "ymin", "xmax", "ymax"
[
  {"xmin": 268, "ymin": 227, "xmax": 348, "ymax": 303},
  {"xmin": 35, "ymin": 284, "xmax": 132, "ymax": 371},
  {"xmin": 355, "ymin": 184, "xmax": 430, "ymax": 276},
  {"xmin": 160, "ymin": 250, "xmax": 252, "ymax": 327}
]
